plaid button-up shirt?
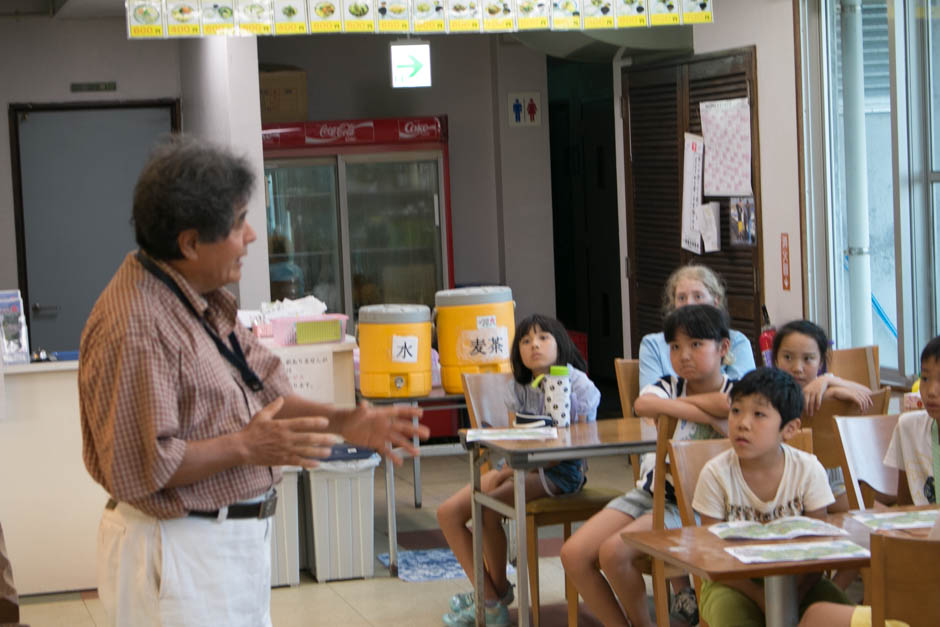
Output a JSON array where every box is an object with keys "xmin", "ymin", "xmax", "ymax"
[{"xmin": 79, "ymin": 252, "xmax": 293, "ymax": 519}]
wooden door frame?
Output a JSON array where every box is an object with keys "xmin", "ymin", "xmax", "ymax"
[{"xmin": 7, "ymin": 99, "xmax": 181, "ymax": 332}]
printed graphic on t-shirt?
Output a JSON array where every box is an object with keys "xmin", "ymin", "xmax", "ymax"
[{"xmin": 726, "ymin": 496, "xmax": 804, "ymax": 523}]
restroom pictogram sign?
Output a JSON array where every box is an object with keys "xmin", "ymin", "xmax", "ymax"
[{"xmin": 509, "ymin": 92, "xmax": 541, "ymax": 127}]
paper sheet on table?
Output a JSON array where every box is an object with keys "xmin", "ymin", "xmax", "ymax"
[
  {"xmin": 708, "ymin": 516, "xmax": 847, "ymax": 541},
  {"xmin": 700, "ymin": 98, "xmax": 753, "ymax": 196},
  {"xmin": 851, "ymin": 510, "xmax": 940, "ymax": 531},
  {"xmin": 725, "ymin": 539, "xmax": 869, "ymax": 564},
  {"xmin": 681, "ymin": 133, "xmax": 705, "ymax": 253},
  {"xmin": 697, "ymin": 202, "xmax": 721, "ymax": 252},
  {"xmin": 465, "ymin": 427, "xmax": 558, "ymax": 442}
]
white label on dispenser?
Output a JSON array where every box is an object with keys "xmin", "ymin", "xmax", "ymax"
[
  {"xmin": 458, "ymin": 327, "xmax": 510, "ymax": 362},
  {"xmin": 391, "ymin": 335, "xmax": 419, "ymax": 363},
  {"xmin": 477, "ymin": 315, "xmax": 497, "ymax": 329}
]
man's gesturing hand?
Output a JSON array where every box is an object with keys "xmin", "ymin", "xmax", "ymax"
[
  {"xmin": 337, "ymin": 403, "xmax": 429, "ymax": 465},
  {"xmin": 237, "ymin": 397, "xmax": 337, "ymax": 468}
]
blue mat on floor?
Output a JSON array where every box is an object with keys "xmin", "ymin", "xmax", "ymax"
[
  {"xmin": 377, "ymin": 549, "xmax": 517, "ymax": 583},
  {"xmin": 377, "ymin": 548, "xmax": 468, "ymax": 582}
]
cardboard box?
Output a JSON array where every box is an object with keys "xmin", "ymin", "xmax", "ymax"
[{"xmin": 259, "ymin": 68, "xmax": 307, "ymax": 124}]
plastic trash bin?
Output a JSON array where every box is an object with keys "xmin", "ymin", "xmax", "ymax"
[
  {"xmin": 270, "ymin": 467, "xmax": 301, "ymax": 587},
  {"xmin": 304, "ymin": 445, "xmax": 381, "ymax": 582}
]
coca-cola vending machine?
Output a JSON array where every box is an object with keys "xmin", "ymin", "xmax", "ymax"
[
  {"xmin": 262, "ymin": 116, "xmax": 454, "ymax": 318},
  {"xmin": 262, "ymin": 116, "xmax": 458, "ymax": 436}
]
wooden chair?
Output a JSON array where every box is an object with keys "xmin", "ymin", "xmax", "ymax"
[
  {"xmin": 829, "ymin": 345, "xmax": 880, "ymax": 390},
  {"xmin": 461, "ymin": 372, "xmax": 621, "ymax": 627},
  {"xmin": 833, "ymin": 414, "xmax": 900, "ymax": 510},
  {"xmin": 799, "ymin": 388, "xmax": 891, "ymax": 476},
  {"xmin": 870, "ymin": 532, "xmax": 940, "ymax": 626},
  {"xmin": 614, "ymin": 358, "xmax": 644, "ymax": 484}
]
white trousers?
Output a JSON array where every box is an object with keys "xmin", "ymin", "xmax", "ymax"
[{"xmin": 97, "ymin": 502, "xmax": 272, "ymax": 627}]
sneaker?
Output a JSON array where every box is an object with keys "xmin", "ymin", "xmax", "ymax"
[
  {"xmin": 449, "ymin": 584, "xmax": 514, "ymax": 612},
  {"xmin": 442, "ymin": 602, "xmax": 511, "ymax": 627},
  {"xmin": 670, "ymin": 587, "xmax": 700, "ymax": 626}
]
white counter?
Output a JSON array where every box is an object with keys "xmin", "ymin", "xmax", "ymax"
[{"xmin": 0, "ymin": 337, "xmax": 356, "ymax": 595}]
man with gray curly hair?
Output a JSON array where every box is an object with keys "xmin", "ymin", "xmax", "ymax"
[{"xmin": 79, "ymin": 137, "xmax": 428, "ymax": 626}]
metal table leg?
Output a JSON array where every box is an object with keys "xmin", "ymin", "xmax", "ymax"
[
  {"xmin": 471, "ymin": 447, "xmax": 486, "ymax": 627},
  {"xmin": 412, "ymin": 414, "xmax": 422, "ymax": 508},
  {"xmin": 514, "ymin": 468, "xmax": 529, "ymax": 627},
  {"xmin": 763, "ymin": 574, "xmax": 799, "ymax": 627},
  {"xmin": 385, "ymin": 457, "xmax": 398, "ymax": 577}
]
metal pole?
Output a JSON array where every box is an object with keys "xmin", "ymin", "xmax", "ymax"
[{"xmin": 841, "ymin": 0, "xmax": 874, "ymax": 345}]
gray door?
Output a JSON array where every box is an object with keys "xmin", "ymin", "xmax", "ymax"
[{"xmin": 16, "ymin": 106, "xmax": 173, "ymax": 352}]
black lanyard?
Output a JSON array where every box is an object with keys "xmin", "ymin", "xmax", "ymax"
[{"xmin": 136, "ymin": 252, "xmax": 264, "ymax": 392}]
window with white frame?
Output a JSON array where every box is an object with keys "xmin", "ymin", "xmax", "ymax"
[{"xmin": 800, "ymin": 0, "xmax": 940, "ymax": 383}]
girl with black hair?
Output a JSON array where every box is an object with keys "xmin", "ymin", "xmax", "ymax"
[{"xmin": 438, "ymin": 314, "xmax": 599, "ymax": 626}]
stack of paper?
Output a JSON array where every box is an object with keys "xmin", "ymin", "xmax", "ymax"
[{"xmin": 708, "ymin": 516, "xmax": 848, "ymax": 541}]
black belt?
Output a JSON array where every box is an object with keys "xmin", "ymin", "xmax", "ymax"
[{"xmin": 106, "ymin": 493, "xmax": 278, "ymax": 520}]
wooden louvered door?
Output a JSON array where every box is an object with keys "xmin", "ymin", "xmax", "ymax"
[
  {"xmin": 623, "ymin": 64, "xmax": 682, "ymax": 352},
  {"xmin": 623, "ymin": 47, "xmax": 762, "ymax": 358}
]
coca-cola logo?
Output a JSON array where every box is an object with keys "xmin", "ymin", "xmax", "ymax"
[
  {"xmin": 305, "ymin": 121, "xmax": 374, "ymax": 144},
  {"xmin": 399, "ymin": 119, "xmax": 439, "ymax": 139},
  {"xmin": 319, "ymin": 123, "xmax": 357, "ymax": 139}
]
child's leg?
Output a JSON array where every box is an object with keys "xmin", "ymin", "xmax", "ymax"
[
  {"xmin": 437, "ymin": 468, "xmax": 513, "ymax": 601},
  {"xmin": 797, "ymin": 602, "xmax": 856, "ymax": 627},
  {"xmin": 477, "ymin": 468, "xmax": 553, "ymax": 598},
  {"xmin": 597, "ymin": 512, "xmax": 657, "ymax": 627},
  {"xmin": 559, "ymin": 508, "xmax": 636, "ymax": 627}
]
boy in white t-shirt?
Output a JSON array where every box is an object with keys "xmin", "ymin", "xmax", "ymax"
[
  {"xmin": 693, "ymin": 368, "xmax": 850, "ymax": 626},
  {"xmin": 884, "ymin": 335, "xmax": 940, "ymax": 506}
]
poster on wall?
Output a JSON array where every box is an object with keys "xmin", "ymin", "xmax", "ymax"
[
  {"xmin": 200, "ymin": 0, "xmax": 238, "ymax": 35},
  {"xmin": 681, "ymin": 0, "xmax": 712, "ymax": 23},
  {"xmin": 681, "ymin": 133, "xmax": 704, "ymax": 254},
  {"xmin": 274, "ymin": 0, "xmax": 310, "ymax": 32},
  {"xmin": 700, "ymin": 98, "xmax": 753, "ymax": 197},
  {"xmin": 482, "ymin": 0, "xmax": 515, "ymax": 32},
  {"xmin": 378, "ymin": 0, "xmax": 412, "ymax": 32},
  {"xmin": 446, "ymin": 0, "xmax": 480, "ymax": 31},
  {"xmin": 616, "ymin": 0, "xmax": 648, "ymax": 27},
  {"xmin": 729, "ymin": 197, "xmax": 757, "ymax": 247},
  {"xmin": 583, "ymin": 0, "xmax": 614, "ymax": 29},
  {"xmin": 0, "ymin": 291, "xmax": 29, "ymax": 366},
  {"xmin": 698, "ymin": 201, "xmax": 721, "ymax": 252},
  {"xmin": 412, "ymin": 0, "xmax": 447, "ymax": 31},
  {"xmin": 516, "ymin": 0, "xmax": 548, "ymax": 29},
  {"xmin": 648, "ymin": 0, "xmax": 679, "ymax": 25}
]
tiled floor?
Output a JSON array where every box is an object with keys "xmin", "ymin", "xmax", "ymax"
[{"xmin": 20, "ymin": 452, "xmax": 637, "ymax": 627}]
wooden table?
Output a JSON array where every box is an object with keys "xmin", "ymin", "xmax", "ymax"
[
  {"xmin": 462, "ymin": 418, "xmax": 658, "ymax": 627},
  {"xmin": 620, "ymin": 506, "xmax": 939, "ymax": 627},
  {"xmin": 360, "ymin": 387, "xmax": 467, "ymax": 576}
]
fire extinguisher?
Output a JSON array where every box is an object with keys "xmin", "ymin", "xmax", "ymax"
[{"xmin": 759, "ymin": 305, "xmax": 776, "ymax": 367}]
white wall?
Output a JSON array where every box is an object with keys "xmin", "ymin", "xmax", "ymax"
[
  {"xmin": 493, "ymin": 39, "xmax": 556, "ymax": 320},
  {"xmin": 257, "ymin": 34, "xmax": 556, "ymax": 318},
  {"xmin": 0, "ymin": 17, "xmax": 180, "ymax": 290},
  {"xmin": 693, "ymin": 0, "xmax": 805, "ymax": 325},
  {"xmin": 180, "ymin": 37, "xmax": 271, "ymax": 308}
]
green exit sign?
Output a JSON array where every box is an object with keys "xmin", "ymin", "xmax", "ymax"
[
  {"xmin": 70, "ymin": 82, "xmax": 117, "ymax": 93},
  {"xmin": 390, "ymin": 42, "xmax": 431, "ymax": 89}
]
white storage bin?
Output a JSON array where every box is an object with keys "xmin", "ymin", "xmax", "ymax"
[
  {"xmin": 305, "ymin": 452, "xmax": 381, "ymax": 582},
  {"xmin": 270, "ymin": 467, "xmax": 301, "ymax": 587}
]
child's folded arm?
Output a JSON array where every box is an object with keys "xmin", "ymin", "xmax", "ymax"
[{"xmin": 634, "ymin": 395, "xmax": 721, "ymax": 428}]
